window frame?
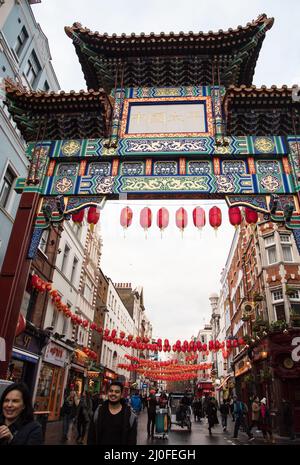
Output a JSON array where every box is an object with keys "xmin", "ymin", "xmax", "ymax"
[
  {"xmin": 264, "ymin": 234, "xmax": 278, "ymax": 265},
  {"xmin": 14, "ymin": 25, "xmax": 29, "ymax": 58},
  {"xmin": 0, "ymin": 164, "xmax": 17, "ymax": 214}
]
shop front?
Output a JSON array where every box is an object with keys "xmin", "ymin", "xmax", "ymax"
[
  {"xmin": 233, "ymin": 352, "xmax": 253, "ymax": 404},
  {"xmin": 68, "ymin": 349, "xmax": 89, "ymax": 395},
  {"xmin": 35, "ymin": 340, "xmax": 70, "ymax": 421},
  {"xmin": 87, "ymin": 364, "xmax": 104, "ymax": 394},
  {"xmin": 265, "ymin": 329, "xmax": 300, "ymax": 435},
  {"xmin": 11, "ymin": 329, "xmax": 45, "ymax": 393}
]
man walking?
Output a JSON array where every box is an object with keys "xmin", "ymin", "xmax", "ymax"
[
  {"xmin": 147, "ymin": 390, "xmax": 157, "ymax": 439},
  {"xmin": 87, "ymin": 382, "xmax": 137, "ymax": 445},
  {"xmin": 220, "ymin": 399, "xmax": 230, "ymax": 432},
  {"xmin": 233, "ymin": 396, "xmax": 254, "ymax": 440}
]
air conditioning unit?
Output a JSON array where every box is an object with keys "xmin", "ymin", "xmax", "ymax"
[{"xmin": 241, "ymin": 301, "xmax": 255, "ymax": 316}]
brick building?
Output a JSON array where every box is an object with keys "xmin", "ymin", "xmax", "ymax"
[{"xmin": 225, "ymin": 215, "xmax": 300, "ymax": 435}]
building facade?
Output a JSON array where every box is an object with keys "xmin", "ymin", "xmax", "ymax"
[
  {"xmin": 0, "ymin": 0, "xmax": 59, "ymax": 269},
  {"xmin": 219, "ymin": 216, "xmax": 300, "ymax": 435}
]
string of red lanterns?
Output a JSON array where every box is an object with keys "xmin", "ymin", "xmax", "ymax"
[
  {"xmin": 119, "ymin": 205, "xmax": 258, "ymax": 233},
  {"xmin": 31, "ymin": 275, "xmax": 247, "ymax": 357}
]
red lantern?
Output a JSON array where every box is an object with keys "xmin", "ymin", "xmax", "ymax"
[
  {"xmin": 193, "ymin": 207, "xmax": 206, "ymax": 231},
  {"xmin": 120, "ymin": 207, "xmax": 133, "ymax": 229},
  {"xmin": 209, "ymin": 206, "xmax": 222, "ymax": 230},
  {"xmin": 87, "ymin": 206, "xmax": 100, "ymax": 231},
  {"xmin": 228, "ymin": 207, "xmax": 242, "ymax": 228},
  {"xmin": 72, "ymin": 209, "xmax": 85, "ymax": 225},
  {"xmin": 157, "ymin": 208, "xmax": 169, "ymax": 236},
  {"xmin": 15, "ymin": 313, "xmax": 26, "ymax": 337},
  {"xmin": 245, "ymin": 207, "xmax": 258, "ymax": 225},
  {"xmin": 90, "ymin": 323, "xmax": 97, "ymax": 330},
  {"xmin": 175, "ymin": 208, "xmax": 188, "ymax": 233},
  {"xmin": 140, "ymin": 207, "xmax": 152, "ymax": 234}
]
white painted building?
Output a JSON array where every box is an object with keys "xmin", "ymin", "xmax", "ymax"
[
  {"xmin": 196, "ymin": 324, "xmax": 213, "ymax": 385},
  {"xmin": 101, "ymin": 279, "xmax": 135, "ymax": 383}
]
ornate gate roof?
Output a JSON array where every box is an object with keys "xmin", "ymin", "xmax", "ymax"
[{"xmin": 65, "ymin": 14, "xmax": 274, "ymax": 91}]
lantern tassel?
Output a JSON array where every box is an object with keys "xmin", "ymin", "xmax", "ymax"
[
  {"xmin": 214, "ymin": 227, "xmax": 218, "ymax": 238},
  {"xmin": 90, "ymin": 223, "xmax": 95, "ymax": 232}
]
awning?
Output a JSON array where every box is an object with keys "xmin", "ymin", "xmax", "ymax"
[
  {"xmin": 12, "ymin": 348, "xmax": 39, "ymax": 364},
  {"xmin": 216, "ymin": 375, "xmax": 231, "ymax": 390}
]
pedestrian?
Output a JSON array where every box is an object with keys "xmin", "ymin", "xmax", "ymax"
[
  {"xmin": 206, "ymin": 397, "xmax": 218, "ymax": 436},
  {"xmin": 60, "ymin": 390, "xmax": 74, "ymax": 442},
  {"xmin": 130, "ymin": 391, "xmax": 142, "ymax": 414},
  {"xmin": 87, "ymin": 381, "xmax": 137, "ymax": 445},
  {"xmin": 220, "ymin": 399, "xmax": 230, "ymax": 431},
  {"xmin": 76, "ymin": 391, "xmax": 93, "ymax": 444},
  {"xmin": 142, "ymin": 393, "xmax": 147, "ymax": 410},
  {"xmin": 259, "ymin": 398, "xmax": 275, "ymax": 443},
  {"xmin": 282, "ymin": 399, "xmax": 295, "ymax": 440},
  {"xmin": 233, "ymin": 396, "xmax": 254, "ymax": 440},
  {"xmin": 192, "ymin": 398, "xmax": 202, "ymax": 422},
  {"xmin": 249, "ymin": 396, "xmax": 260, "ymax": 435},
  {"xmin": 0, "ymin": 382, "xmax": 43, "ymax": 445},
  {"xmin": 146, "ymin": 389, "xmax": 157, "ymax": 439}
]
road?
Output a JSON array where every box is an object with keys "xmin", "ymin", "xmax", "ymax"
[{"xmin": 45, "ymin": 409, "xmax": 300, "ymax": 446}]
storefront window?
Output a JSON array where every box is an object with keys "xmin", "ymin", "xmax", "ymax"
[{"xmin": 35, "ymin": 363, "xmax": 64, "ymax": 420}]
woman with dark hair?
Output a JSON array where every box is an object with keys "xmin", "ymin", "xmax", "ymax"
[{"xmin": 0, "ymin": 382, "xmax": 43, "ymax": 445}]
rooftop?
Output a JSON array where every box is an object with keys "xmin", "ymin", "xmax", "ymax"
[{"xmin": 65, "ymin": 14, "xmax": 274, "ymax": 91}]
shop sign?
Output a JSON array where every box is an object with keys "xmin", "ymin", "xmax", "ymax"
[
  {"xmin": 104, "ymin": 370, "xmax": 116, "ymax": 379},
  {"xmin": 235, "ymin": 356, "xmax": 251, "ymax": 377},
  {"xmin": 44, "ymin": 342, "xmax": 67, "ymax": 367},
  {"xmin": 292, "ymin": 337, "xmax": 300, "ymax": 362},
  {"xmin": 15, "ymin": 332, "xmax": 40, "ymax": 355}
]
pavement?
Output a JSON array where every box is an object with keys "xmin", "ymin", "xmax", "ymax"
[{"xmin": 44, "ymin": 410, "xmax": 300, "ymax": 446}]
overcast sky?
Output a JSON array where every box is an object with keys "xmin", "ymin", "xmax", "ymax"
[{"xmin": 33, "ymin": 1, "xmax": 300, "ymax": 343}]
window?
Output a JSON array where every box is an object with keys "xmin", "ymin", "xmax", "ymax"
[
  {"xmin": 15, "ymin": 26, "xmax": 29, "ymax": 57},
  {"xmin": 70, "ymin": 257, "xmax": 78, "ymax": 284},
  {"xmin": 84, "ymin": 276, "xmax": 93, "ymax": 302},
  {"xmin": 24, "ymin": 50, "xmax": 41, "ymax": 86},
  {"xmin": 0, "ymin": 166, "xmax": 16, "ymax": 210},
  {"xmin": 43, "ymin": 80, "xmax": 50, "ymax": 91},
  {"xmin": 280, "ymin": 235, "xmax": 293, "ymax": 262},
  {"xmin": 264, "ymin": 235, "xmax": 277, "ymax": 265},
  {"xmin": 51, "ymin": 306, "xmax": 58, "ymax": 329},
  {"xmin": 272, "ymin": 289, "xmax": 286, "ymax": 321},
  {"xmin": 38, "ymin": 229, "xmax": 49, "ymax": 255},
  {"xmin": 61, "ymin": 244, "xmax": 70, "ymax": 275}
]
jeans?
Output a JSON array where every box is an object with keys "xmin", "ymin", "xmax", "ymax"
[
  {"xmin": 62, "ymin": 414, "xmax": 72, "ymax": 439},
  {"xmin": 77, "ymin": 419, "xmax": 89, "ymax": 440},
  {"xmin": 221, "ymin": 414, "xmax": 228, "ymax": 428},
  {"xmin": 234, "ymin": 415, "xmax": 252, "ymax": 438},
  {"xmin": 147, "ymin": 413, "xmax": 156, "ymax": 437}
]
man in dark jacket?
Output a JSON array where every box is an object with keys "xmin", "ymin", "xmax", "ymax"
[
  {"xmin": 87, "ymin": 381, "xmax": 137, "ymax": 445},
  {"xmin": 147, "ymin": 390, "xmax": 157, "ymax": 438}
]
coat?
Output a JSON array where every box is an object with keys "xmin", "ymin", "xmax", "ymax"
[{"xmin": 0, "ymin": 415, "xmax": 43, "ymax": 445}]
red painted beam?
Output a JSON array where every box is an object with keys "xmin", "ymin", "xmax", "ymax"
[{"xmin": 0, "ymin": 192, "xmax": 40, "ymax": 379}]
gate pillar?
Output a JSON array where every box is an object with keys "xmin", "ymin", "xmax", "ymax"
[{"xmin": 0, "ymin": 192, "xmax": 40, "ymax": 379}]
